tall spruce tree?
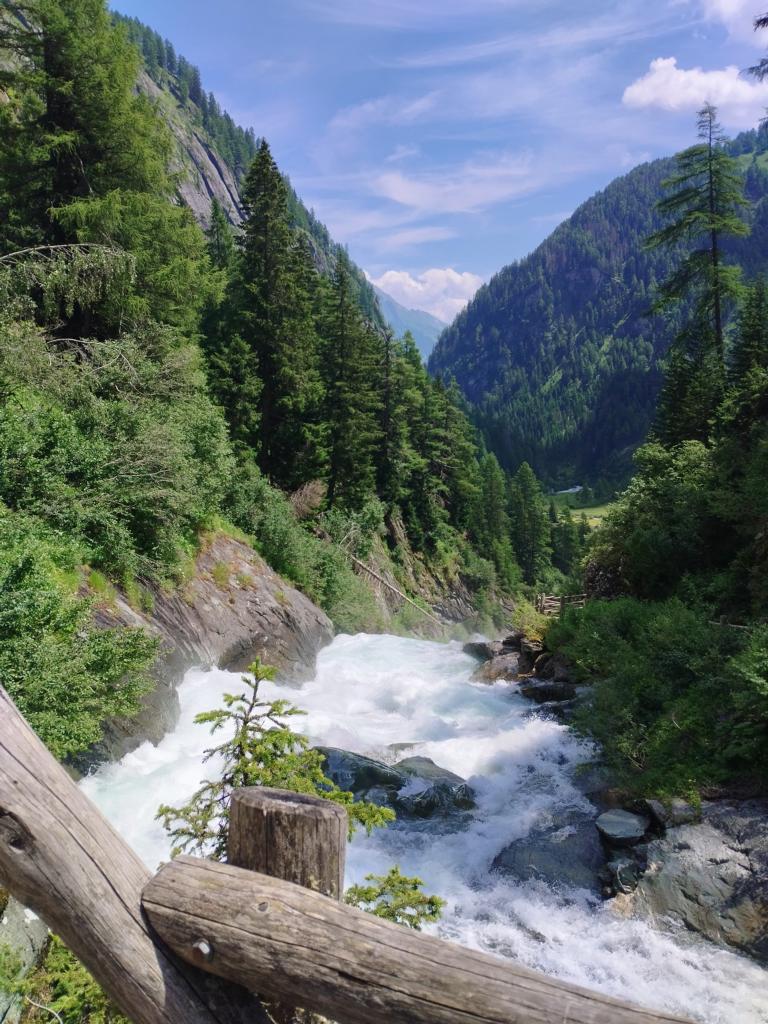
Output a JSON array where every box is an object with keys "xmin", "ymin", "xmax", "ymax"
[
  {"xmin": 730, "ymin": 278, "xmax": 768, "ymax": 382},
  {"xmin": 321, "ymin": 254, "xmax": 382, "ymax": 509},
  {"xmin": 507, "ymin": 462, "xmax": 551, "ymax": 585},
  {"xmin": 209, "ymin": 140, "xmax": 325, "ymax": 487},
  {"xmin": 0, "ymin": 0, "xmax": 170, "ymax": 251}
]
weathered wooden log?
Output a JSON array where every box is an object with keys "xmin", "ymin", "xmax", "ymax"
[
  {"xmin": 0, "ymin": 684, "xmax": 266, "ymax": 1024},
  {"xmin": 229, "ymin": 787, "xmax": 346, "ymax": 899},
  {"xmin": 143, "ymin": 856, "xmax": 694, "ymax": 1024}
]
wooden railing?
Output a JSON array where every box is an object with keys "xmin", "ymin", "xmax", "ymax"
[
  {"xmin": 0, "ymin": 683, "xmax": 693, "ymax": 1024},
  {"xmin": 535, "ymin": 593, "xmax": 588, "ymax": 617}
]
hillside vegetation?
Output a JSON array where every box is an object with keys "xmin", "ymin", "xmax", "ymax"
[{"xmin": 429, "ymin": 129, "xmax": 768, "ymax": 490}]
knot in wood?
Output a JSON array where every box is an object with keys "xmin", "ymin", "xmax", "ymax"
[
  {"xmin": 0, "ymin": 811, "xmax": 33, "ymax": 854},
  {"xmin": 192, "ymin": 938, "xmax": 214, "ymax": 963}
]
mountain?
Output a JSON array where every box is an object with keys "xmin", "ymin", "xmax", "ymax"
[
  {"xmin": 115, "ymin": 13, "xmax": 382, "ymax": 326},
  {"xmin": 373, "ymin": 286, "xmax": 447, "ymax": 360},
  {"xmin": 428, "ymin": 129, "xmax": 768, "ymax": 490}
]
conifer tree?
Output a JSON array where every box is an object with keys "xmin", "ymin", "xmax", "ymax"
[
  {"xmin": 322, "ymin": 254, "xmax": 382, "ymax": 508},
  {"xmin": 508, "ymin": 462, "xmax": 551, "ymax": 584},
  {"xmin": 0, "ymin": 0, "xmax": 171, "ymax": 251},
  {"xmin": 647, "ymin": 105, "xmax": 749, "ymax": 444},
  {"xmin": 730, "ymin": 278, "xmax": 768, "ymax": 382},
  {"xmin": 209, "ymin": 140, "xmax": 325, "ymax": 487},
  {"xmin": 206, "ymin": 198, "xmax": 235, "ymax": 271},
  {"xmin": 647, "ymin": 104, "xmax": 748, "ymax": 367}
]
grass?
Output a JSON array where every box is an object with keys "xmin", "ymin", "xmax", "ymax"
[{"xmin": 549, "ymin": 493, "xmax": 614, "ymax": 528}]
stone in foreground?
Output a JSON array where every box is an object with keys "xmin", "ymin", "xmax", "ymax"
[{"xmin": 596, "ymin": 809, "xmax": 650, "ymax": 848}]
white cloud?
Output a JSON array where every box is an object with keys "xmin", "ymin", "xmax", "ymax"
[
  {"xmin": 386, "ymin": 144, "xmax": 420, "ymax": 162},
  {"xmin": 366, "ymin": 267, "xmax": 483, "ymax": 322},
  {"xmin": 329, "ymin": 93, "xmax": 439, "ymax": 133},
  {"xmin": 378, "ymin": 226, "xmax": 458, "ymax": 250},
  {"xmin": 393, "ymin": 10, "xmax": 678, "ymax": 69},
  {"xmin": 623, "ymin": 57, "xmax": 768, "ymax": 127},
  {"xmin": 696, "ymin": 0, "xmax": 767, "ymax": 42},
  {"xmin": 373, "ymin": 152, "xmax": 536, "ymax": 214}
]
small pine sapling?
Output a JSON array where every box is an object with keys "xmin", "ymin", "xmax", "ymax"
[{"xmin": 157, "ymin": 659, "xmax": 394, "ymax": 859}]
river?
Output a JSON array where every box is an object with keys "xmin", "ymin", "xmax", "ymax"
[{"xmin": 82, "ymin": 633, "xmax": 768, "ymax": 1024}]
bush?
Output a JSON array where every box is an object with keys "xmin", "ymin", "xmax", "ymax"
[
  {"xmin": 0, "ymin": 506, "xmax": 156, "ymax": 759},
  {"xmin": 548, "ymin": 597, "xmax": 759, "ymax": 796}
]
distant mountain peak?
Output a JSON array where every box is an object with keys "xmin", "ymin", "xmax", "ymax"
[{"xmin": 373, "ymin": 285, "xmax": 447, "ymax": 361}]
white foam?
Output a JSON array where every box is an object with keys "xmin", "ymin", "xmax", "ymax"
[{"xmin": 83, "ymin": 633, "xmax": 768, "ymax": 1024}]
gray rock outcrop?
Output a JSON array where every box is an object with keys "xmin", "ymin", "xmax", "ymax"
[
  {"xmin": 90, "ymin": 533, "xmax": 334, "ymax": 762},
  {"xmin": 629, "ymin": 800, "xmax": 768, "ymax": 961}
]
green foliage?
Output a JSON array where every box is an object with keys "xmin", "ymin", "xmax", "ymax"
[
  {"xmin": 18, "ymin": 937, "xmax": 127, "ymax": 1024},
  {"xmin": 158, "ymin": 660, "xmax": 394, "ymax": 859},
  {"xmin": 508, "ymin": 462, "xmax": 551, "ymax": 585},
  {"xmin": 0, "ymin": 505, "xmax": 156, "ymax": 760},
  {"xmin": 345, "ymin": 867, "xmax": 445, "ymax": 930},
  {"xmin": 648, "ymin": 105, "xmax": 749, "ymax": 444},
  {"xmin": 0, "ymin": 0, "xmax": 171, "ymax": 252},
  {"xmin": 549, "ymin": 598, "xmax": 767, "ymax": 795},
  {"xmin": 0, "ymin": 289, "xmax": 234, "ymax": 580}
]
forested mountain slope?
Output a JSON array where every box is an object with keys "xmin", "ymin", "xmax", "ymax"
[
  {"xmin": 116, "ymin": 13, "xmax": 382, "ymax": 325},
  {"xmin": 373, "ymin": 285, "xmax": 446, "ymax": 361},
  {"xmin": 429, "ymin": 130, "xmax": 768, "ymax": 490}
]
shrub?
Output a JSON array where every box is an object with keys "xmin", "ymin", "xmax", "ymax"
[{"xmin": 548, "ymin": 598, "xmax": 752, "ymax": 796}]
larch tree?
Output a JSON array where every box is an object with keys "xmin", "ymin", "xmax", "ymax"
[{"xmin": 647, "ymin": 104, "xmax": 749, "ymax": 444}]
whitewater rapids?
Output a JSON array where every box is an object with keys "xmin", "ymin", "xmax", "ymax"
[{"xmin": 82, "ymin": 633, "xmax": 768, "ymax": 1024}]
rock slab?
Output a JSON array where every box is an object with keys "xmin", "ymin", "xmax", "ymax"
[{"xmin": 630, "ymin": 799, "xmax": 768, "ymax": 962}]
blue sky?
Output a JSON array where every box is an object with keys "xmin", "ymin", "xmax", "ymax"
[{"xmin": 115, "ymin": 0, "xmax": 768, "ymax": 320}]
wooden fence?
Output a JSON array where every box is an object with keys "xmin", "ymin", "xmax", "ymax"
[
  {"xmin": 0, "ymin": 683, "xmax": 693, "ymax": 1024},
  {"xmin": 535, "ymin": 593, "xmax": 588, "ymax": 617}
]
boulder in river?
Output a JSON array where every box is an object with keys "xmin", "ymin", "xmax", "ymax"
[
  {"xmin": 316, "ymin": 746, "xmax": 405, "ymax": 803},
  {"xmin": 519, "ymin": 680, "xmax": 577, "ymax": 703},
  {"xmin": 596, "ymin": 809, "xmax": 651, "ymax": 848},
  {"xmin": 643, "ymin": 797, "xmax": 700, "ymax": 829},
  {"xmin": 517, "ymin": 639, "xmax": 544, "ymax": 675},
  {"xmin": 463, "ymin": 639, "xmax": 504, "ymax": 662},
  {"xmin": 473, "ymin": 652, "xmax": 520, "ymax": 682},
  {"xmin": 316, "ymin": 748, "xmax": 476, "ymax": 818},
  {"xmin": 629, "ymin": 799, "xmax": 768, "ymax": 962},
  {"xmin": 492, "ymin": 808, "xmax": 606, "ymax": 893}
]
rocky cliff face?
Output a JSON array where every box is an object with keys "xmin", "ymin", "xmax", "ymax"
[
  {"xmin": 89, "ymin": 532, "xmax": 334, "ymax": 763},
  {"xmin": 137, "ymin": 71, "xmax": 243, "ymax": 229}
]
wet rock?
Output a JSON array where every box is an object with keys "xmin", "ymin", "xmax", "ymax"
[
  {"xmin": 501, "ymin": 630, "xmax": 525, "ymax": 651},
  {"xmin": 88, "ymin": 534, "xmax": 333, "ymax": 766},
  {"xmin": 631, "ymin": 799, "xmax": 768, "ymax": 962},
  {"xmin": 644, "ymin": 798, "xmax": 700, "ymax": 830},
  {"xmin": 463, "ymin": 640, "xmax": 504, "ymax": 662},
  {"xmin": 604, "ymin": 857, "xmax": 642, "ymax": 895},
  {"xmin": 394, "ymin": 756, "xmax": 476, "ymax": 815},
  {"xmin": 393, "ymin": 756, "xmax": 464, "ymax": 785},
  {"xmin": 518, "ymin": 640, "xmax": 544, "ymax": 675},
  {"xmin": 0, "ymin": 898, "xmax": 49, "ymax": 1023},
  {"xmin": 492, "ymin": 809, "xmax": 606, "ymax": 892},
  {"xmin": 519, "ymin": 680, "xmax": 577, "ymax": 704},
  {"xmin": 572, "ymin": 762, "xmax": 615, "ymax": 806},
  {"xmin": 317, "ymin": 749, "xmax": 476, "ymax": 818},
  {"xmin": 316, "ymin": 747, "xmax": 405, "ymax": 803},
  {"xmin": 473, "ymin": 653, "xmax": 519, "ymax": 682},
  {"xmin": 596, "ymin": 809, "xmax": 651, "ymax": 848},
  {"xmin": 534, "ymin": 651, "xmax": 574, "ymax": 683},
  {"xmin": 398, "ymin": 781, "xmax": 477, "ymax": 818}
]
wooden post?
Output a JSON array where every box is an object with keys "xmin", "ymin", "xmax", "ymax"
[
  {"xmin": 0, "ymin": 684, "xmax": 267, "ymax": 1024},
  {"xmin": 229, "ymin": 788, "xmax": 347, "ymax": 1023},
  {"xmin": 229, "ymin": 787, "xmax": 346, "ymax": 899},
  {"xmin": 143, "ymin": 856, "xmax": 694, "ymax": 1024}
]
